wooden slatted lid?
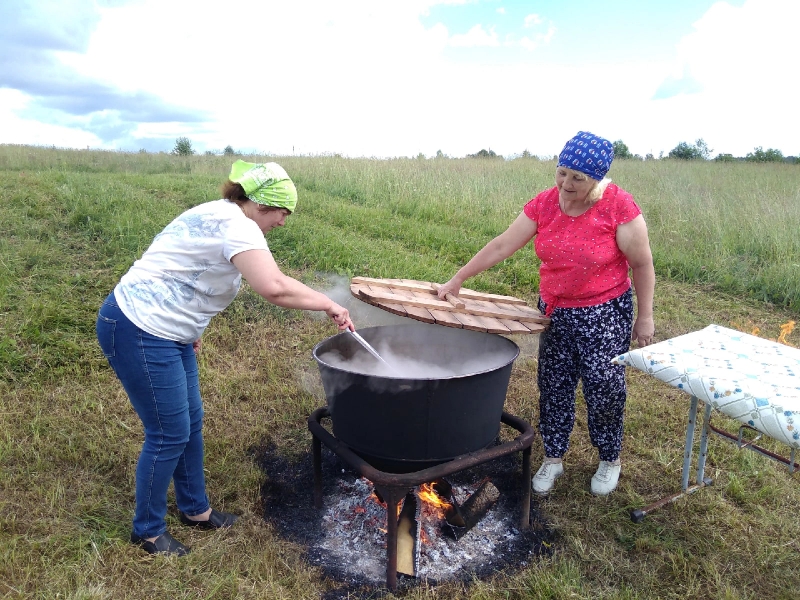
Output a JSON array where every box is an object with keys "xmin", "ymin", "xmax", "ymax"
[{"xmin": 350, "ymin": 277, "xmax": 550, "ymax": 335}]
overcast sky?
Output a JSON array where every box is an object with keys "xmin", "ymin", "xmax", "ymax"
[{"xmin": 0, "ymin": 0, "xmax": 796, "ymax": 159}]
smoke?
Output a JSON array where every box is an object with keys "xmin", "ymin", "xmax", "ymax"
[
  {"xmin": 310, "ymin": 273, "xmax": 409, "ymax": 329},
  {"xmin": 318, "ymin": 340, "xmax": 507, "ymax": 380},
  {"xmin": 298, "ymin": 273, "xmax": 410, "ymax": 399}
]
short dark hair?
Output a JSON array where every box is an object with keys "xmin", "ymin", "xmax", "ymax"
[
  {"xmin": 221, "ymin": 180, "xmax": 248, "ymax": 204},
  {"xmin": 221, "ymin": 180, "xmax": 287, "ymax": 214}
]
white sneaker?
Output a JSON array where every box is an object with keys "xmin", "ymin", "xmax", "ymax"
[
  {"xmin": 532, "ymin": 459, "xmax": 564, "ymax": 495},
  {"xmin": 591, "ymin": 460, "xmax": 621, "ymax": 496}
]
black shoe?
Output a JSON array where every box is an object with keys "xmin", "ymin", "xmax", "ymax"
[
  {"xmin": 179, "ymin": 508, "xmax": 239, "ymax": 530},
  {"xmin": 130, "ymin": 531, "xmax": 190, "ymax": 556}
]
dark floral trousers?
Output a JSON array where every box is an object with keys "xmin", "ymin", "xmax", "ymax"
[{"xmin": 537, "ymin": 288, "xmax": 634, "ymax": 462}]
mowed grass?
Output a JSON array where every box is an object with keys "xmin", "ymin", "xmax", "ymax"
[{"xmin": 1, "ymin": 145, "xmax": 799, "ymax": 599}]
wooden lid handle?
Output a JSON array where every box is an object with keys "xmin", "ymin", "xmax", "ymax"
[{"xmin": 432, "ymin": 283, "xmax": 466, "ymax": 309}]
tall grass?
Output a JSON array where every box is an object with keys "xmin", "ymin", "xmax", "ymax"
[
  {"xmin": 5, "ymin": 144, "xmax": 796, "ymax": 308},
  {"xmin": 1, "ymin": 145, "xmax": 799, "ymax": 599}
]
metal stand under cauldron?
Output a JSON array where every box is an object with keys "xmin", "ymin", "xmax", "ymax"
[{"xmin": 308, "ymin": 407, "xmax": 535, "ymax": 592}]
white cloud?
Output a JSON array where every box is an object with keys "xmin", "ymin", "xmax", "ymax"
[
  {"xmin": 1, "ymin": 0, "xmax": 797, "ymax": 158},
  {"xmin": 523, "ymin": 14, "xmax": 543, "ymax": 27},
  {"xmin": 650, "ymin": 0, "xmax": 799, "ymax": 156},
  {"xmin": 448, "ymin": 23, "xmax": 500, "ymax": 47},
  {"xmin": 0, "ymin": 89, "xmax": 104, "ymax": 148},
  {"xmin": 516, "ymin": 25, "xmax": 556, "ymax": 51}
]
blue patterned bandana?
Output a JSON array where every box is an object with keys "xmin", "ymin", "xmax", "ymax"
[{"xmin": 558, "ymin": 131, "xmax": 614, "ymax": 181}]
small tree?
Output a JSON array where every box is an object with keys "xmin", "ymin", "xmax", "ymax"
[
  {"xmin": 469, "ymin": 149, "xmax": 500, "ymax": 159},
  {"xmin": 172, "ymin": 137, "xmax": 195, "ymax": 156},
  {"xmin": 612, "ymin": 140, "xmax": 633, "ymax": 159},
  {"xmin": 745, "ymin": 147, "xmax": 784, "ymax": 163},
  {"xmin": 694, "ymin": 138, "xmax": 712, "ymax": 160},
  {"xmin": 668, "ymin": 142, "xmax": 698, "ymax": 160},
  {"xmin": 668, "ymin": 138, "xmax": 712, "ymax": 160},
  {"xmin": 715, "ymin": 153, "xmax": 737, "ymax": 162},
  {"xmin": 223, "ymin": 145, "xmax": 236, "ymax": 156}
]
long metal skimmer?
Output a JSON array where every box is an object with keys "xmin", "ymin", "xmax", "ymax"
[{"xmin": 349, "ymin": 330, "xmax": 395, "ymax": 371}]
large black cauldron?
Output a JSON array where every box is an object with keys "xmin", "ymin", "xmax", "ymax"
[{"xmin": 312, "ymin": 323, "xmax": 520, "ymax": 473}]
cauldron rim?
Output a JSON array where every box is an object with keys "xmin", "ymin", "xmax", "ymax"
[{"xmin": 312, "ymin": 323, "xmax": 520, "ymax": 380}]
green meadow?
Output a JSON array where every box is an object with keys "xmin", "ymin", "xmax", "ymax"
[{"xmin": 1, "ymin": 144, "xmax": 799, "ymax": 599}]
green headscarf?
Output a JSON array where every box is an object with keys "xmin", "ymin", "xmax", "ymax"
[{"xmin": 228, "ymin": 160, "xmax": 298, "ymax": 213}]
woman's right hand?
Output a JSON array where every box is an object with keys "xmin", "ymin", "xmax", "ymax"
[
  {"xmin": 436, "ymin": 278, "xmax": 463, "ymax": 300},
  {"xmin": 326, "ymin": 302, "xmax": 354, "ymax": 331}
]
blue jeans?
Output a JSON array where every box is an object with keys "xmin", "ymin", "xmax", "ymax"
[{"xmin": 96, "ymin": 292, "xmax": 209, "ymax": 538}]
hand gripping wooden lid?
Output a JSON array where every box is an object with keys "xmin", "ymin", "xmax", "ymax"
[{"xmin": 350, "ymin": 277, "xmax": 550, "ymax": 335}]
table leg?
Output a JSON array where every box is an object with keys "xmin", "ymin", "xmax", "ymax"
[
  {"xmin": 696, "ymin": 402, "xmax": 713, "ymax": 485},
  {"xmin": 681, "ymin": 396, "xmax": 699, "ymax": 491},
  {"xmin": 630, "ymin": 395, "xmax": 712, "ymax": 523}
]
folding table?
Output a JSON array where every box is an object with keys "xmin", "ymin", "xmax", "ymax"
[{"xmin": 612, "ymin": 324, "xmax": 800, "ymax": 522}]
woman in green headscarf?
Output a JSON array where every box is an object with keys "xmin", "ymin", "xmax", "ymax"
[{"xmin": 96, "ymin": 161, "xmax": 353, "ymax": 556}]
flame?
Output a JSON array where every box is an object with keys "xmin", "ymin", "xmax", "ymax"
[
  {"xmin": 778, "ymin": 321, "xmax": 796, "ymax": 345},
  {"xmin": 729, "ymin": 320, "xmax": 796, "ymax": 347},
  {"xmin": 418, "ymin": 482, "xmax": 453, "ymax": 519},
  {"xmin": 418, "ymin": 483, "xmax": 451, "ymax": 508},
  {"xmin": 419, "ymin": 527, "xmax": 430, "ymax": 546}
]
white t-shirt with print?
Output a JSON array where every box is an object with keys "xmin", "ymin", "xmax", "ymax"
[{"xmin": 114, "ymin": 199, "xmax": 269, "ymax": 343}]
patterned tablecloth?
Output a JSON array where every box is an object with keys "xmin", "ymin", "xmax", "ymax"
[{"xmin": 612, "ymin": 324, "xmax": 800, "ymax": 450}]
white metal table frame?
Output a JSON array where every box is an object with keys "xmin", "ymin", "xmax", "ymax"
[{"xmin": 612, "ymin": 324, "xmax": 800, "ymax": 523}]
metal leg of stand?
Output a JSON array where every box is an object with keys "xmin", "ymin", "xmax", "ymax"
[
  {"xmin": 631, "ymin": 396, "xmax": 713, "ymax": 523},
  {"xmin": 521, "ymin": 446, "xmax": 531, "ymax": 529},
  {"xmin": 312, "ymin": 435, "xmax": 323, "ymax": 509}
]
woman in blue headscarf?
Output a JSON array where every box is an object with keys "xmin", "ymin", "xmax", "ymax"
[{"xmin": 438, "ymin": 132, "xmax": 655, "ymax": 497}]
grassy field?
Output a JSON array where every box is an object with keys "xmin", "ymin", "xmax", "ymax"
[{"xmin": 1, "ymin": 145, "xmax": 799, "ymax": 599}]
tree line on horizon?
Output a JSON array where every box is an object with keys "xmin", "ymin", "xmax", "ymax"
[
  {"xmin": 169, "ymin": 136, "xmax": 797, "ymax": 164},
  {"xmin": 610, "ymin": 138, "xmax": 795, "ymax": 164}
]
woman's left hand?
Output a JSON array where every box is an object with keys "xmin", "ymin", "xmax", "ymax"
[
  {"xmin": 193, "ymin": 338, "xmax": 202, "ymax": 352},
  {"xmin": 326, "ymin": 302, "xmax": 354, "ymax": 331},
  {"xmin": 632, "ymin": 315, "xmax": 655, "ymax": 347}
]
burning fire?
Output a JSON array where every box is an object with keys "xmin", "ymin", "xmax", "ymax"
[
  {"xmin": 367, "ymin": 481, "xmax": 455, "ymax": 521},
  {"xmin": 418, "ymin": 483, "xmax": 453, "ymax": 519},
  {"xmin": 730, "ymin": 320, "xmax": 796, "ymax": 347},
  {"xmin": 778, "ymin": 321, "xmax": 796, "ymax": 345}
]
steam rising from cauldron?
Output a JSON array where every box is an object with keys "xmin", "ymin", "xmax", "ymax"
[
  {"xmin": 314, "ymin": 322, "xmax": 520, "ymax": 401},
  {"xmin": 305, "ymin": 274, "xmax": 536, "ymax": 397},
  {"xmin": 319, "ymin": 339, "xmax": 503, "ymax": 379},
  {"xmin": 311, "ymin": 274, "xmax": 408, "ymax": 328}
]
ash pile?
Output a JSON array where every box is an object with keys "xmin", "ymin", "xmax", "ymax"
[{"xmin": 257, "ymin": 443, "xmax": 555, "ymax": 593}]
